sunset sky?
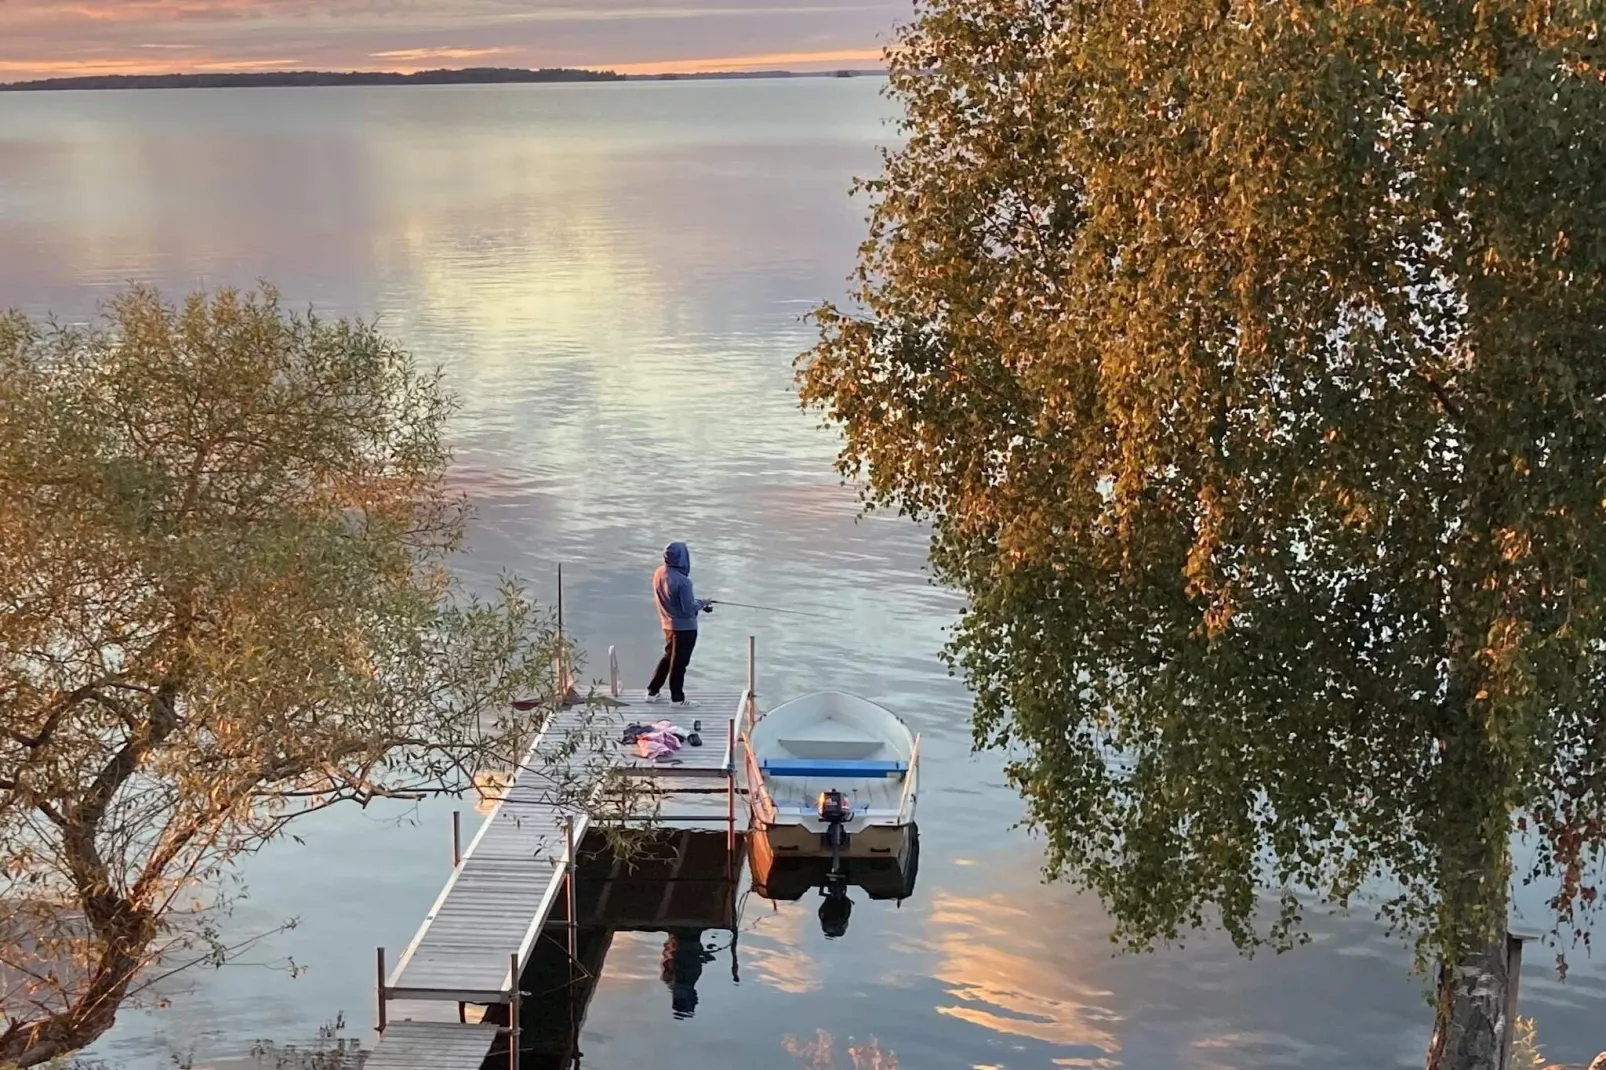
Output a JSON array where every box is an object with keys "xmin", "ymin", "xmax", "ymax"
[{"xmin": 0, "ymin": 0, "xmax": 903, "ymax": 82}]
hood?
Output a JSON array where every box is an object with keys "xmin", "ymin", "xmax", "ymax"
[{"xmin": 663, "ymin": 541, "xmax": 690, "ymax": 574}]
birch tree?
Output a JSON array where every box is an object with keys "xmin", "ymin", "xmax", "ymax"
[{"xmin": 799, "ymin": 3, "xmax": 1606, "ymax": 1067}]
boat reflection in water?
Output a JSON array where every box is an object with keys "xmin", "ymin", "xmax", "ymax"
[{"xmin": 749, "ymin": 822, "xmax": 921, "ymax": 939}]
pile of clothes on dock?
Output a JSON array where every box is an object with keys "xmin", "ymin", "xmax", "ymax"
[{"xmin": 621, "ymin": 719, "xmax": 702, "ymax": 761}]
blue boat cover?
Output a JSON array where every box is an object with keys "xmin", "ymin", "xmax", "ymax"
[{"xmin": 759, "ymin": 758, "xmax": 908, "ymax": 778}]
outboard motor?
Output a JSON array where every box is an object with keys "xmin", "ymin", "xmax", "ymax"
[{"xmin": 816, "ymin": 788, "xmax": 853, "ymax": 880}]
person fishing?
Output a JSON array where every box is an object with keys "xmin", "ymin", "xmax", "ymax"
[{"xmin": 646, "ymin": 540, "xmax": 713, "ymax": 707}]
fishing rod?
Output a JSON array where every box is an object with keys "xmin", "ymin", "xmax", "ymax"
[{"xmin": 707, "ymin": 599, "xmax": 832, "ymax": 622}]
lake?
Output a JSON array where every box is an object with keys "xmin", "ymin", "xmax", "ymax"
[{"xmin": 1, "ymin": 78, "xmax": 1601, "ymax": 1069}]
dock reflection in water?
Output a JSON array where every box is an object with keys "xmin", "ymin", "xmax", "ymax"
[
  {"xmin": 491, "ymin": 819, "xmax": 923, "ymax": 1069},
  {"xmin": 478, "ymin": 827, "xmax": 742, "ymax": 1070}
]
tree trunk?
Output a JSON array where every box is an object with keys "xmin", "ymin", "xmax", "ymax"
[
  {"xmin": 1426, "ymin": 934, "xmax": 1509, "ymax": 1070},
  {"xmin": 0, "ymin": 876, "xmax": 156, "ymax": 1067},
  {"xmin": 0, "ymin": 942, "xmax": 145, "ymax": 1068}
]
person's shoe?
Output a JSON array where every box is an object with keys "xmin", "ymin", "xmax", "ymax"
[
  {"xmin": 644, "ymin": 692, "xmax": 665, "ymax": 704},
  {"xmin": 671, "ymin": 699, "xmax": 700, "ymax": 709}
]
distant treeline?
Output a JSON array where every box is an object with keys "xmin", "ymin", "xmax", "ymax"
[
  {"xmin": 0, "ymin": 66, "xmax": 883, "ymax": 93},
  {"xmin": 0, "ymin": 67, "xmax": 625, "ymax": 92}
]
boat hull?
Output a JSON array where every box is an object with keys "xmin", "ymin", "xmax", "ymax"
[
  {"xmin": 753, "ymin": 817, "xmax": 915, "ymax": 861},
  {"xmin": 749, "ymin": 823, "xmax": 920, "ymax": 902}
]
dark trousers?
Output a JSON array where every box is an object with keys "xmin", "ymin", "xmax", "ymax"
[{"xmin": 648, "ymin": 629, "xmax": 698, "ymax": 702}]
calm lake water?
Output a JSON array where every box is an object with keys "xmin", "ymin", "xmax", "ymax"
[{"xmin": 1, "ymin": 79, "xmax": 1602, "ymax": 1069}]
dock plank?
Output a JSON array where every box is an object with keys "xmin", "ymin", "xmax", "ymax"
[{"xmin": 365, "ymin": 1021, "xmax": 500, "ymax": 1070}]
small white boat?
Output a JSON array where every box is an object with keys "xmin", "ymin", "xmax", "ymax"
[{"xmin": 743, "ymin": 691, "xmax": 919, "ymax": 870}]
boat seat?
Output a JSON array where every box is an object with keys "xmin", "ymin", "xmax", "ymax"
[
  {"xmin": 760, "ymin": 758, "xmax": 908, "ymax": 778},
  {"xmin": 777, "ymin": 738, "xmax": 883, "ymax": 760}
]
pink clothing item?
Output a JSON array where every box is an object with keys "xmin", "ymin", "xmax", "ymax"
[{"xmin": 635, "ymin": 729, "xmax": 683, "ymax": 760}]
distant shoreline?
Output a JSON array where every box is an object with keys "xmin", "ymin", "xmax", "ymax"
[{"xmin": 0, "ymin": 66, "xmax": 885, "ymax": 93}]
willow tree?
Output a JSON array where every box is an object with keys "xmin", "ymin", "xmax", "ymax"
[
  {"xmin": 0, "ymin": 286, "xmax": 590, "ymax": 1067},
  {"xmin": 800, "ymin": 3, "xmax": 1606, "ymax": 1067}
]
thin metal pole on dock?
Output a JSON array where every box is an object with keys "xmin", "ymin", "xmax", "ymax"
[
  {"xmin": 726, "ymin": 718, "xmax": 736, "ymax": 856},
  {"xmin": 747, "ymin": 635, "xmax": 756, "ymax": 695},
  {"xmin": 564, "ymin": 816, "xmax": 578, "ymax": 1069},
  {"xmin": 452, "ymin": 810, "xmax": 462, "ymax": 867},
  {"xmin": 508, "ymin": 951, "xmax": 521, "ymax": 1070},
  {"xmin": 375, "ymin": 947, "xmax": 387, "ymax": 1033},
  {"xmin": 556, "ymin": 564, "xmax": 565, "ymax": 696},
  {"xmin": 564, "ymin": 817, "xmax": 578, "ymax": 965}
]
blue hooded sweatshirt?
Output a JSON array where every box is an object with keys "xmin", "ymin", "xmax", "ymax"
[{"xmin": 654, "ymin": 541, "xmax": 705, "ymax": 632}]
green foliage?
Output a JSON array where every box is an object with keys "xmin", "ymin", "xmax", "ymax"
[
  {"xmin": 0, "ymin": 285, "xmax": 575, "ymax": 1065},
  {"xmin": 1506, "ymin": 1016, "xmax": 1545, "ymax": 1070},
  {"xmin": 801, "ymin": 0, "xmax": 1606, "ymax": 985}
]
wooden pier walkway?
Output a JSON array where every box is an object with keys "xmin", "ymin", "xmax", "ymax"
[{"xmin": 368, "ymin": 671, "xmax": 753, "ymax": 1070}]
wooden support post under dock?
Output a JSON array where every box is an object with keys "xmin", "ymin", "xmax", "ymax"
[
  {"xmin": 1501, "ymin": 931, "xmax": 1537, "ymax": 1068},
  {"xmin": 375, "ymin": 947, "xmax": 387, "ymax": 1033},
  {"xmin": 508, "ymin": 951, "xmax": 521, "ymax": 1070}
]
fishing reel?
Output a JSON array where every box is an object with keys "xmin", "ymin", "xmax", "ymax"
[{"xmin": 816, "ymin": 789, "xmax": 853, "ymax": 824}]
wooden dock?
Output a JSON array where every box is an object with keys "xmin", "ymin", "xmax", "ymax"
[{"xmin": 367, "ymin": 646, "xmax": 756, "ymax": 1070}]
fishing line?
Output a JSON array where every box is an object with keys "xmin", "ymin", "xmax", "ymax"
[{"xmin": 707, "ymin": 600, "xmax": 832, "ymax": 621}]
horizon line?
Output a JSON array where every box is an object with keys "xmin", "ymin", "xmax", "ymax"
[{"xmin": 0, "ymin": 63, "xmax": 890, "ymax": 89}]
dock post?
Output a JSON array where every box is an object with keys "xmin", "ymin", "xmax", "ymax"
[
  {"xmin": 564, "ymin": 815, "xmax": 579, "ymax": 1062},
  {"xmin": 375, "ymin": 947, "xmax": 387, "ymax": 1034},
  {"xmin": 452, "ymin": 810, "xmax": 462, "ymax": 868},
  {"xmin": 564, "ymin": 817, "xmax": 578, "ymax": 965},
  {"xmin": 726, "ymin": 719, "xmax": 737, "ymax": 855},
  {"xmin": 508, "ymin": 951, "xmax": 521, "ymax": 1070},
  {"xmin": 556, "ymin": 563, "xmax": 566, "ymax": 697},
  {"xmin": 1502, "ymin": 931, "xmax": 1535, "ymax": 1068}
]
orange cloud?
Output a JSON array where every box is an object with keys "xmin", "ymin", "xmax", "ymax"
[
  {"xmin": 0, "ymin": 55, "xmax": 300, "ymax": 75},
  {"xmin": 369, "ymin": 47, "xmax": 516, "ymax": 61},
  {"xmin": 51, "ymin": 1, "xmax": 290, "ymax": 22},
  {"xmin": 191, "ymin": 57, "xmax": 300, "ymax": 69},
  {"xmin": 610, "ymin": 47, "xmax": 883, "ymax": 74},
  {"xmin": 926, "ymin": 890, "xmax": 1122, "ymax": 1054},
  {"xmin": 0, "ymin": 58, "xmax": 155, "ymax": 75}
]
